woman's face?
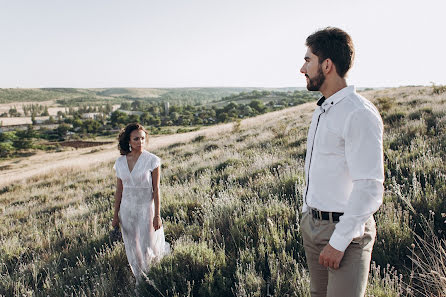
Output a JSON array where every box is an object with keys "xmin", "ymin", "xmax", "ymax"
[{"xmin": 129, "ymin": 129, "xmax": 146, "ymax": 153}]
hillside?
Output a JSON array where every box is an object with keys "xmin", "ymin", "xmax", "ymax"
[
  {"xmin": 0, "ymin": 86, "xmax": 445, "ymax": 296},
  {"xmin": 0, "ymin": 87, "xmax": 303, "ymax": 105}
]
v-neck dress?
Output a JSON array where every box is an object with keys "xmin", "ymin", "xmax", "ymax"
[{"xmin": 113, "ymin": 150, "xmax": 170, "ymax": 280}]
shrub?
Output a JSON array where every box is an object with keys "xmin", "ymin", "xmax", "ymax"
[
  {"xmin": 431, "ymin": 83, "xmax": 446, "ymax": 95},
  {"xmin": 141, "ymin": 239, "xmax": 229, "ymax": 297},
  {"xmin": 384, "ymin": 111, "xmax": 405, "ymax": 125},
  {"xmin": 215, "ymin": 158, "xmax": 241, "ymax": 172},
  {"xmin": 204, "ymin": 144, "xmax": 219, "ymax": 151},
  {"xmin": 375, "ymin": 97, "xmax": 394, "ymax": 113}
]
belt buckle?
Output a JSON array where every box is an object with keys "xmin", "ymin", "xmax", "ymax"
[{"xmin": 311, "ymin": 208, "xmax": 322, "ymax": 220}]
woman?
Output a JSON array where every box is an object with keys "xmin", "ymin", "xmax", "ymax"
[{"xmin": 112, "ymin": 123, "xmax": 169, "ymax": 284}]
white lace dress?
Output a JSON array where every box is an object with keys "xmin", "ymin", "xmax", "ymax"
[{"xmin": 113, "ymin": 150, "xmax": 170, "ymax": 281}]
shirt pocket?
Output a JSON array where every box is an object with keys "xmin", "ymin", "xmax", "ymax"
[{"xmin": 316, "ymin": 127, "xmax": 344, "ymax": 155}]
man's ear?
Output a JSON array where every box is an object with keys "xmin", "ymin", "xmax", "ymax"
[{"xmin": 323, "ymin": 58, "xmax": 335, "ymax": 75}]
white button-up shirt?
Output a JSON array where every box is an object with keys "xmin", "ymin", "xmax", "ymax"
[{"xmin": 302, "ymin": 85, "xmax": 384, "ymax": 252}]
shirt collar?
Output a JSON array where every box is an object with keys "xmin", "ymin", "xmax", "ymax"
[
  {"xmin": 319, "ymin": 85, "xmax": 355, "ymax": 112},
  {"xmin": 317, "ymin": 96, "xmax": 326, "ymax": 106}
]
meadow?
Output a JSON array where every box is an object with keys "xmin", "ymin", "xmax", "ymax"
[{"xmin": 0, "ymin": 86, "xmax": 445, "ymax": 296}]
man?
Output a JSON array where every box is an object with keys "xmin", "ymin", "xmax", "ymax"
[{"xmin": 299, "ymin": 27, "xmax": 384, "ymax": 297}]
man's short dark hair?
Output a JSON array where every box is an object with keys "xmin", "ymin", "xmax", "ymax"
[{"xmin": 306, "ymin": 27, "xmax": 354, "ymax": 78}]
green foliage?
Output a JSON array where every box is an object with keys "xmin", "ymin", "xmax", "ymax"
[{"xmin": 0, "ymin": 142, "xmax": 14, "ymax": 157}]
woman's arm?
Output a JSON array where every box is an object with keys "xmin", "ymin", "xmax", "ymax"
[
  {"xmin": 112, "ymin": 178, "xmax": 123, "ymax": 228},
  {"xmin": 151, "ymin": 166, "xmax": 162, "ymax": 230}
]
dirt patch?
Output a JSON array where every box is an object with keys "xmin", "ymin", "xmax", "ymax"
[{"xmin": 59, "ymin": 141, "xmax": 114, "ymax": 149}]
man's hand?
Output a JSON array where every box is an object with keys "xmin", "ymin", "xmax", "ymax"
[{"xmin": 319, "ymin": 243, "xmax": 344, "ymax": 269}]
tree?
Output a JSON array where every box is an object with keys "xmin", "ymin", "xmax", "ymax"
[
  {"xmin": 217, "ymin": 112, "xmax": 229, "ymax": 123},
  {"xmin": 13, "ymin": 137, "xmax": 33, "ymax": 150},
  {"xmin": 120, "ymin": 102, "xmax": 131, "ymax": 110},
  {"xmin": 149, "ymin": 116, "xmax": 161, "ymax": 127},
  {"xmin": 105, "ymin": 103, "xmax": 113, "ymax": 114},
  {"xmin": 140, "ymin": 112, "xmax": 152, "ymax": 126},
  {"xmin": 249, "ymin": 100, "xmax": 266, "ymax": 113},
  {"xmin": 72, "ymin": 118, "xmax": 83, "ymax": 129},
  {"xmin": 41, "ymin": 106, "xmax": 49, "ymax": 116},
  {"xmin": 8, "ymin": 107, "xmax": 20, "ymax": 117},
  {"xmin": 57, "ymin": 111, "xmax": 64, "ymax": 121},
  {"xmin": 82, "ymin": 119, "xmax": 101, "ymax": 133},
  {"xmin": 128, "ymin": 114, "xmax": 140, "ymax": 124},
  {"xmin": 57, "ymin": 123, "xmax": 71, "ymax": 138},
  {"xmin": 0, "ymin": 131, "xmax": 17, "ymax": 142},
  {"xmin": 0, "ymin": 142, "xmax": 14, "ymax": 158},
  {"xmin": 110, "ymin": 111, "xmax": 129, "ymax": 127},
  {"xmin": 224, "ymin": 102, "xmax": 238, "ymax": 112},
  {"xmin": 131, "ymin": 100, "xmax": 142, "ymax": 111},
  {"xmin": 170, "ymin": 112, "xmax": 180, "ymax": 123}
]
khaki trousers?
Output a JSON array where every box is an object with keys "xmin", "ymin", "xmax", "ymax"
[{"xmin": 301, "ymin": 211, "xmax": 376, "ymax": 297}]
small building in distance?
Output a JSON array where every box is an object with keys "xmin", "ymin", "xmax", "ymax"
[{"xmin": 81, "ymin": 112, "xmax": 102, "ymax": 119}]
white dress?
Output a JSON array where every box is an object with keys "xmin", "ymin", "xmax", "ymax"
[{"xmin": 113, "ymin": 150, "xmax": 170, "ymax": 281}]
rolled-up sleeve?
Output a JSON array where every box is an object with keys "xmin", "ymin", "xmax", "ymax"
[{"xmin": 329, "ymin": 108, "xmax": 384, "ymax": 252}]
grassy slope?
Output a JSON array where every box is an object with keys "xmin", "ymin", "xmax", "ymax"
[{"xmin": 0, "ymin": 86, "xmax": 445, "ymax": 296}]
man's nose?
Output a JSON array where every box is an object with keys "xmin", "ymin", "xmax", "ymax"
[{"xmin": 300, "ymin": 64, "xmax": 306, "ymax": 74}]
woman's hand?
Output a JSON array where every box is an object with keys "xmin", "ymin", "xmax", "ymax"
[
  {"xmin": 153, "ymin": 215, "xmax": 162, "ymax": 231},
  {"xmin": 112, "ymin": 216, "xmax": 120, "ymax": 228}
]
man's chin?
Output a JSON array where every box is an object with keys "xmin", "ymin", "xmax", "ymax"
[{"xmin": 307, "ymin": 84, "xmax": 319, "ymax": 92}]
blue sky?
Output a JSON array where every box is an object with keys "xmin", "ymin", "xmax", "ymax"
[{"xmin": 0, "ymin": 0, "xmax": 445, "ymax": 88}]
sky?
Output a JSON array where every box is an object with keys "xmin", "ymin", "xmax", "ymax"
[{"xmin": 0, "ymin": 0, "xmax": 445, "ymax": 88}]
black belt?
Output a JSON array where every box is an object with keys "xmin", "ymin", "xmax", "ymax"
[{"xmin": 311, "ymin": 208, "xmax": 343, "ymax": 222}]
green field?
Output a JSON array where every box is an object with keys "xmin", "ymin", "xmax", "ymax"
[{"xmin": 0, "ymin": 86, "xmax": 445, "ymax": 296}]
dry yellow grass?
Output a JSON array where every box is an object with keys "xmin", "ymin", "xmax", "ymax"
[{"xmin": 1, "ymin": 86, "xmax": 445, "ymax": 296}]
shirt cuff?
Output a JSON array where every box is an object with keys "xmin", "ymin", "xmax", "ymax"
[{"xmin": 329, "ymin": 232, "xmax": 352, "ymax": 252}]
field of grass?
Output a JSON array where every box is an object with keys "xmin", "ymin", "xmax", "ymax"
[{"xmin": 0, "ymin": 86, "xmax": 445, "ymax": 296}]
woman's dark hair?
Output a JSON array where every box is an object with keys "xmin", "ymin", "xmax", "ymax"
[
  {"xmin": 118, "ymin": 123, "xmax": 149, "ymax": 155},
  {"xmin": 305, "ymin": 27, "xmax": 354, "ymax": 78}
]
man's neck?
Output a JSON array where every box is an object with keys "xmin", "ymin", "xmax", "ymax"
[{"xmin": 320, "ymin": 77, "xmax": 347, "ymax": 99}]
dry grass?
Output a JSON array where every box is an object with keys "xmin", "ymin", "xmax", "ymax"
[{"xmin": 0, "ymin": 86, "xmax": 445, "ymax": 296}]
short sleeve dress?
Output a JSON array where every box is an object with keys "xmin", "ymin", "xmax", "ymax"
[{"xmin": 113, "ymin": 150, "xmax": 170, "ymax": 281}]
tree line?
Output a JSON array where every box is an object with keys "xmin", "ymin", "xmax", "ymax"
[{"xmin": 0, "ymin": 90, "xmax": 318, "ymax": 158}]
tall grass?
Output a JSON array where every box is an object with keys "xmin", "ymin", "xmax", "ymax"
[{"xmin": 0, "ymin": 85, "xmax": 445, "ymax": 296}]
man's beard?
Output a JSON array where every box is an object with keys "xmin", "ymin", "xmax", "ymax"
[{"xmin": 306, "ymin": 65, "xmax": 325, "ymax": 91}]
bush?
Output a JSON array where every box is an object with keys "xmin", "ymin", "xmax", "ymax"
[
  {"xmin": 0, "ymin": 142, "xmax": 14, "ymax": 157},
  {"xmin": 384, "ymin": 111, "xmax": 405, "ymax": 125},
  {"xmin": 141, "ymin": 239, "xmax": 229, "ymax": 297},
  {"xmin": 432, "ymin": 83, "xmax": 446, "ymax": 95}
]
